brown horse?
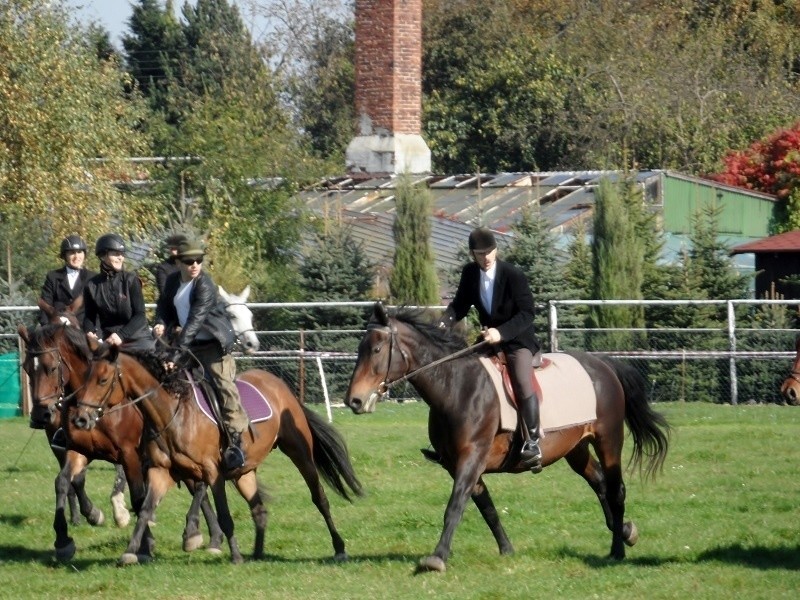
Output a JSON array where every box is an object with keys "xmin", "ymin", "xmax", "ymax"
[
  {"xmin": 780, "ymin": 334, "xmax": 800, "ymax": 405},
  {"xmin": 18, "ymin": 323, "xmax": 129, "ymax": 530},
  {"xmin": 70, "ymin": 340, "xmax": 364, "ymax": 565},
  {"xmin": 344, "ymin": 303, "xmax": 670, "ymax": 572},
  {"xmin": 20, "ymin": 322, "xmax": 223, "ymax": 562}
]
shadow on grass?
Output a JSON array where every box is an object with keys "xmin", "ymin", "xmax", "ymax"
[{"xmin": 557, "ymin": 543, "xmax": 800, "ymax": 570}]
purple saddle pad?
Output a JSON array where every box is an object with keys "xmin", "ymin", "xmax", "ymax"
[{"xmin": 186, "ymin": 371, "xmax": 273, "ymax": 424}]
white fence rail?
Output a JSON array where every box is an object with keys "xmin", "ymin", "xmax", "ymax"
[{"xmin": 2, "ymin": 299, "xmax": 798, "ymax": 414}]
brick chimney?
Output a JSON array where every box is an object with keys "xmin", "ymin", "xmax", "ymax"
[{"xmin": 346, "ymin": 0, "xmax": 431, "ymax": 175}]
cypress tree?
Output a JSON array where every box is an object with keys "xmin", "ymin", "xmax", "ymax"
[{"xmin": 390, "ymin": 176, "xmax": 439, "ymax": 305}]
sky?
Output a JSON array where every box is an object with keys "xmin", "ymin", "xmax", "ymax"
[{"xmin": 68, "ymin": 0, "xmax": 194, "ymax": 46}]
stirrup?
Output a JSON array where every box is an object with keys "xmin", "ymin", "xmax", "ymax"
[{"xmin": 520, "ymin": 439, "xmax": 542, "ymax": 473}]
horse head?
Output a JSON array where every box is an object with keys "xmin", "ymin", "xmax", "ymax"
[
  {"xmin": 780, "ymin": 334, "xmax": 800, "ymax": 406},
  {"xmin": 344, "ymin": 302, "xmax": 410, "ymax": 414},
  {"xmin": 70, "ymin": 340, "xmax": 122, "ymax": 431},
  {"xmin": 219, "ymin": 285, "xmax": 259, "ymax": 354},
  {"xmin": 19, "ymin": 323, "xmax": 71, "ymax": 429}
]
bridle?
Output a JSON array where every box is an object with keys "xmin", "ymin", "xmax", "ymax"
[
  {"xmin": 28, "ymin": 345, "xmax": 76, "ymax": 407},
  {"xmin": 366, "ymin": 322, "xmax": 411, "ymax": 395},
  {"xmin": 75, "ymin": 358, "xmax": 155, "ymax": 424},
  {"xmin": 225, "ymin": 302, "xmax": 257, "ymax": 350},
  {"xmin": 366, "ymin": 321, "xmax": 488, "ymax": 394},
  {"xmin": 786, "ymin": 368, "xmax": 800, "ymax": 386}
]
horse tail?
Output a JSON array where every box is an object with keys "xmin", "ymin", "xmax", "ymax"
[
  {"xmin": 302, "ymin": 406, "xmax": 365, "ymax": 502},
  {"xmin": 602, "ymin": 357, "xmax": 671, "ymax": 480}
]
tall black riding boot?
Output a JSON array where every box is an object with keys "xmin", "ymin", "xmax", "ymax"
[
  {"xmin": 223, "ymin": 430, "xmax": 246, "ymax": 471},
  {"xmin": 519, "ymin": 394, "xmax": 542, "ymax": 471}
]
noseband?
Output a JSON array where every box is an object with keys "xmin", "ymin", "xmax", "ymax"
[{"xmin": 787, "ymin": 369, "xmax": 800, "ymax": 386}]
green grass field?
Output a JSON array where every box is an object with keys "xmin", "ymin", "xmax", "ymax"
[{"xmin": 0, "ymin": 401, "xmax": 798, "ymax": 599}]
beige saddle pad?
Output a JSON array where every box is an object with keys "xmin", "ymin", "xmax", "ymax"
[{"xmin": 480, "ymin": 352, "xmax": 597, "ymax": 433}]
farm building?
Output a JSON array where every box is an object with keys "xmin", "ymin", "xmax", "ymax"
[{"xmin": 730, "ymin": 230, "xmax": 800, "ymax": 299}]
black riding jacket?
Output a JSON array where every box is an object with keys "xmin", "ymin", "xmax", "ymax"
[{"xmin": 155, "ymin": 270, "xmax": 236, "ymax": 354}]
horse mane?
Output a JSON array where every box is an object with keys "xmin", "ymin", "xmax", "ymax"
[
  {"xmin": 391, "ymin": 307, "xmax": 468, "ymax": 354},
  {"xmin": 121, "ymin": 349, "xmax": 192, "ymax": 398},
  {"xmin": 32, "ymin": 322, "xmax": 92, "ymax": 361}
]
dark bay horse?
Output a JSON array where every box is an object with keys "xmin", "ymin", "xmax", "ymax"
[
  {"xmin": 18, "ymin": 323, "xmax": 129, "ymax": 530},
  {"xmin": 70, "ymin": 341, "xmax": 364, "ymax": 565},
  {"xmin": 19, "ymin": 322, "xmax": 222, "ymax": 562},
  {"xmin": 780, "ymin": 334, "xmax": 800, "ymax": 404},
  {"xmin": 344, "ymin": 303, "xmax": 670, "ymax": 572}
]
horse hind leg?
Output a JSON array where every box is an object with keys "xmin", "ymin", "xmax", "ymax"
[
  {"xmin": 565, "ymin": 441, "xmax": 634, "ymax": 559},
  {"xmin": 277, "ymin": 434, "xmax": 347, "ymax": 561}
]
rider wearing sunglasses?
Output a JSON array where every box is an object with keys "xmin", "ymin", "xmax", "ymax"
[{"xmin": 152, "ymin": 238, "xmax": 250, "ymax": 471}]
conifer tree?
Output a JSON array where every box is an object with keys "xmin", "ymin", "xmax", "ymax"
[
  {"xmin": 588, "ymin": 178, "xmax": 645, "ymax": 350},
  {"xmin": 390, "ymin": 176, "xmax": 439, "ymax": 305}
]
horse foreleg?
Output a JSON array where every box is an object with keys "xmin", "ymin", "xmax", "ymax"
[
  {"xmin": 110, "ymin": 464, "xmax": 131, "ymax": 527},
  {"xmin": 471, "ymin": 477, "xmax": 513, "ymax": 555},
  {"xmin": 233, "ymin": 470, "xmax": 267, "ymax": 560},
  {"xmin": 210, "ymin": 476, "xmax": 244, "ymax": 564},
  {"xmin": 181, "ymin": 480, "xmax": 223, "ymax": 554},
  {"xmin": 181, "ymin": 480, "xmax": 205, "ymax": 552},
  {"xmin": 53, "ymin": 453, "xmax": 94, "ymax": 561},
  {"xmin": 420, "ymin": 460, "xmax": 483, "ymax": 573},
  {"xmin": 118, "ymin": 467, "xmax": 174, "ymax": 566},
  {"xmin": 119, "ymin": 450, "xmax": 155, "ymax": 559},
  {"xmin": 70, "ymin": 465, "xmax": 105, "ymax": 526}
]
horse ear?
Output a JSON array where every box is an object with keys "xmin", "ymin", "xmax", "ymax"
[
  {"xmin": 87, "ymin": 336, "xmax": 101, "ymax": 353},
  {"xmin": 374, "ymin": 301, "xmax": 389, "ymax": 326},
  {"xmin": 218, "ymin": 286, "xmax": 230, "ymax": 303},
  {"xmin": 107, "ymin": 344, "xmax": 120, "ymax": 362},
  {"xmin": 240, "ymin": 285, "xmax": 250, "ymax": 301},
  {"xmin": 17, "ymin": 325, "xmax": 29, "ymax": 344}
]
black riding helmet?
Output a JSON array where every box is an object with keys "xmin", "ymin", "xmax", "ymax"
[
  {"xmin": 95, "ymin": 233, "xmax": 126, "ymax": 257},
  {"xmin": 59, "ymin": 234, "xmax": 87, "ymax": 259}
]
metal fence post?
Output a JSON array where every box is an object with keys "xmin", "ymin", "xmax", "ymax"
[{"xmin": 728, "ymin": 300, "xmax": 738, "ymax": 405}]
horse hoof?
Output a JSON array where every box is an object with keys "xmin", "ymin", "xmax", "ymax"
[
  {"xmin": 623, "ymin": 521, "xmax": 639, "ymax": 547},
  {"xmin": 118, "ymin": 553, "xmax": 139, "ymax": 566},
  {"xmin": 207, "ymin": 547, "xmax": 223, "ymax": 556},
  {"xmin": 333, "ymin": 552, "xmax": 348, "ymax": 562},
  {"xmin": 183, "ymin": 534, "xmax": 204, "ymax": 552},
  {"xmin": 111, "ymin": 493, "xmax": 131, "ymax": 528},
  {"xmin": 417, "ymin": 555, "xmax": 446, "ymax": 572},
  {"xmin": 87, "ymin": 507, "xmax": 105, "ymax": 527},
  {"xmin": 55, "ymin": 540, "xmax": 76, "ymax": 562},
  {"xmin": 231, "ymin": 554, "xmax": 244, "ymax": 565}
]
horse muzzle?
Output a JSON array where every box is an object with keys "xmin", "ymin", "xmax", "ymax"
[
  {"xmin": 345, "ymin": 391, "xmax": 381, "ymax": 414},
  {"xmin": 71, "ymin": 409, "xmax": 101, "ymax": 431},
  {"xmin": 781, "ymin": 379, "xmax": 800, "ymax": 406}
]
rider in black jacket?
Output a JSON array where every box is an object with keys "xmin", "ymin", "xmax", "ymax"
[
  {"xmin": 83, "ymin": 233, "xmax": 154, "ymax": 352},
  {"xmin": 153, "ymin": 237, "xmax": 249, "ymax": 471}
]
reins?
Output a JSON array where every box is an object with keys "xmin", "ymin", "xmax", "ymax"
[{"xmin": 370, "ymin": 321, "xmax": 488, "ymax": 392}]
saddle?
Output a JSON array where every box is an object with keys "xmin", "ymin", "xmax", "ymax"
[{"xmin": 484, "ymin": 350, "xmax": 549, "ymax": 410}]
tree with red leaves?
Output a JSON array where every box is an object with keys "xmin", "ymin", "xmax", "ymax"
[{"xmin": 710, "ymin": 123, "xmax": 800, "ymax": 232}]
